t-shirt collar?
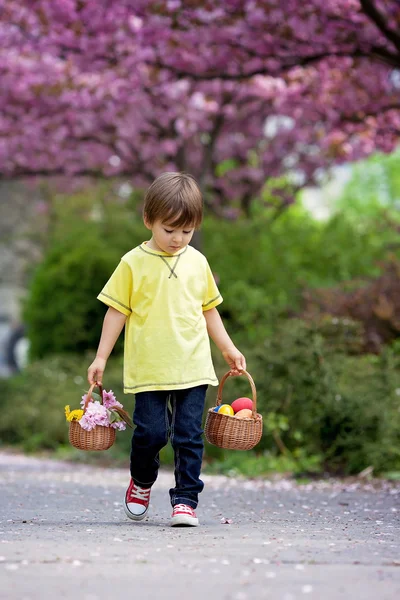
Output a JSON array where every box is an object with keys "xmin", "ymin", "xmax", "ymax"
[{"xmin": 140, "ymin": 242, "xmax": 188, "ymax": 257}]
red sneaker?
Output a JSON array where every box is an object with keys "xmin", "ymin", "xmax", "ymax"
[
  {"xmin": 124, "ymin": 479, "xmax": 151, "ymax": 521},
  {"xmin": 171, "ymin": 503, "xmax": 199, "ymax": 527}
]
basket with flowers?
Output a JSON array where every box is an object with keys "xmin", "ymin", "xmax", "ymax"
[{"xmin": 65, "ymin": 382, "xmax": 133, "ymax": 451}]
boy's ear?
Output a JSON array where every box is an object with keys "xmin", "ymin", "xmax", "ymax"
[{"xmin": 143, "ymin": 216, "xmax": 152, "ymax": 230}]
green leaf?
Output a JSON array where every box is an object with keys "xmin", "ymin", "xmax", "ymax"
[
  {"xmin": 108, "ymin": 405, "xmax": 134, "ymax": 428},
  {"xmin": 215, "ymin": 158, "xmax": 239, "ymax": 177},
  {"xmin": 107, "ymin": 410, "xmax": 119, "ymax": 424}
]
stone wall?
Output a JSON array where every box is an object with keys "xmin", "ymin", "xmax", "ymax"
[{"xmin": 0, "ymin": 181, "xmax": 46, "ymax": 322}]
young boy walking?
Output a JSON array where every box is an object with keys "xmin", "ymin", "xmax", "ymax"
[{"xmin": 87, "ymin": 172, "xmax": 246, "ymax": 527}]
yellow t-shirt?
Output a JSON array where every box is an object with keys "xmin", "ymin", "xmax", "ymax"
[{"xmin": 98, "ymin": 242, "xmax": 223, "ymax": 394}]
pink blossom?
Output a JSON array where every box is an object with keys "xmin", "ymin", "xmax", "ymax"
[
  {"xmin": 102, "ymin": 390, "xmax": 123, "ymax": 410},
  {"xmin": 78, "ymin": 389, "xmax": 127, "ymax": 431},
  {"xmin": 79, "ymin": 401, "xmax": 109, "ymax": 431},
  {"xmin": 0, "ymin": 1, "xmax": 398, "ymax": 211},
  {"xmin": 111, "ymin": 421, "xmax": 127, "ymax": 431}
]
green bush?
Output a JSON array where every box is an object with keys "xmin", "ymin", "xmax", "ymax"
[
  {"xmin": 0, "ymin": 355, "xmax": 130, "ymax": 454},
  {"xmin": 333, "ymin": 148, "xmax": 400, "ymax": 222},
  {"xmin": 2, "ymin": 335, "xmax": 399, "ymax": 476},
  {"xmin": 14, "ymin": 179, "xmax": 400, "ymax": 476},
  {"xmin": 24, "ymin": 210, "xmax": 146, "ymax": 359},
  {"xmin": 301, "ymin": 258, "xmax": 400, "ymax": 353},
  {"xmin": 203, "ymin": 204, "xmax": 398, "ymax": 341},
  {"xmin": 0, "ymin": 352, "xmax": 218, "ymax": 468},
  {"xmin": 230, "ymin": 319, "xmax": 400, "ymax": 475},
  {"xmin": 25, "ymin": 186, "xmax": 397, "ymax": 359}
]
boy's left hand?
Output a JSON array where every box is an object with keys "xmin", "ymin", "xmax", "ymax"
[{"xmin": 222, "ymin": 347, "xmax": 246, "ymax": 376}]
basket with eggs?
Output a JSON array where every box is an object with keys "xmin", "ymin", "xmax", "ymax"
[{"xmin": 204, "ymin": 370, "xmax": 263, "ymax": 450}]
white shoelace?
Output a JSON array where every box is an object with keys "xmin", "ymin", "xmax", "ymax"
[
  {"xmin": 173, "ymin": 503, "xmax": 194, "ymax": 514},
  {"xmin": 129, "ymin": 485, "xmax": 150, "ymax": 501}
]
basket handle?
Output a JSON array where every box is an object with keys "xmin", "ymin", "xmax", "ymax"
[
  {"xmin": 216, "ymin": 370, "xmax": 257, "ymax": 417},
  {"xmin": 83, "ymin": 381, "xmax": 104, "ymax": 413}
]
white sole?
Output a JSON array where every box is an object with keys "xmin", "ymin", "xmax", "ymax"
[
  {"xmin": 124, "ymin": 502, "xmax": 149, "ymax": 521},
  {"xmin": 170, "ymin": 514, "xmax": 199, "ymax": 527}
]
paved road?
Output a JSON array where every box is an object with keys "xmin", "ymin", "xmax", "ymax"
[{"xmin": 0, "ymin": 452, "xmax": 399, "ymax": 600}]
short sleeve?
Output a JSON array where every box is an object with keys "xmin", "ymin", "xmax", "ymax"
[
  {"xmin": 97, "ymin": 259, "xmax": 133, "ymax": 316},
  {"xmin": 202, "ymin": 261, "xmax": 223, "ymax": 312}
]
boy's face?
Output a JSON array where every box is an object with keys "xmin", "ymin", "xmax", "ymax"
[{"xmin": 145, "ymin": 219, "xmax": 195, "ymax": 254}]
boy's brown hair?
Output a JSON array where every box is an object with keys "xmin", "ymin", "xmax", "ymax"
[{"xmin": 143, "ymin": 172, "xmax": 203, "ymax": 229}]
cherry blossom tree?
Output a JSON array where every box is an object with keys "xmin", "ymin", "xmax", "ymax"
[
  {"xmin": 142, "ymin": 0, "xmax": 400, "ymax": 76},
  {"xmin": 0, "ymin": 1, "xmax": 399, "ymax": 214}
]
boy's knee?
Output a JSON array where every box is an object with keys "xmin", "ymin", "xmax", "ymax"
[
  {"xmin": 171, "ymin": 431, "xmax": 203, "ymax": 449},
  {"xmin": 134, "ymin": 427, "xmax": 168, "ymax": 449}
]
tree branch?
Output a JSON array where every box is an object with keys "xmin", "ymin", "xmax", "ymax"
[
  {"xmin": 147, "ymin": 47, "xmax": 398, "ymax": 81},
  {"xmin": 360, "ymin": 0, "xmax": 400, "ymax": 54}
]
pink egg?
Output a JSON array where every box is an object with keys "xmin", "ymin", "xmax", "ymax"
[{"xmin": 231, "ymin": 397, "xmax": 253, "ymax": 413}]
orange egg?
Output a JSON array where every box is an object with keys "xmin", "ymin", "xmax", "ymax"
[{"xmin": 234, "ymin": 408, "xmax": 253, "ymax": 419}]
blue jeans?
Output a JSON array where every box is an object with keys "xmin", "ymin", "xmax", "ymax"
[{"xmin": 130, "ymin": 385, "xmax": 208, "ymax": 509}]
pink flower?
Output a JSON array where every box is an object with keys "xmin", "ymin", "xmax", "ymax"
[
  {"xmin": 77, "ymin": 389, "xmax": 128, "ymax": 431},
  {"xmin": 102, "ymin": 389, "xmax": 123, "ymax": 410},
  {"xmin": 79, "ymin": 401, "xmax": 109, "ymax": 431},
  {"xmin": 111, "ymin": 421, "xmax": 126, "ymax": 431}
]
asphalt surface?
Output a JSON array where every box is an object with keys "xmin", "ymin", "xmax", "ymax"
[{"xmin": 0, "ymin": 451, "xmax": 399, "ymax": 600}]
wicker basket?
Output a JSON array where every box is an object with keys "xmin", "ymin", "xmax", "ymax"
[
  {"xmin": 68, "ymin": 382, "xmax": 116, "ymax": 451},
  {"xmin": 204, "ymin": 370, "xmax": 263, "ymax": 450}
]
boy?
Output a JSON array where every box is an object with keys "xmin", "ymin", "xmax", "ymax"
[{"xmin": 87, "ymin": 172, "xmax": 246, "ymax": 527}]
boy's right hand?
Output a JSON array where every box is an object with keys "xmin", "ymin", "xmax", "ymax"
[{"xmin": 87, "ymin": 357, "xmax": 107, "ymax": 385}]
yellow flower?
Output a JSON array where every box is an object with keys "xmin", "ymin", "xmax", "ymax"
[
  {"xmin": 64, "ymin": 405, "xmax": 71, "ymax": 420},
  {"xmin": 66, "ymin": 409, "xmax": 84, "ymax": 422}
]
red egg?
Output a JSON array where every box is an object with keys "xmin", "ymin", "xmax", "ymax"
[{"xmin": 231, "ymin": 397, "xmax": 253, "ymax": 413}]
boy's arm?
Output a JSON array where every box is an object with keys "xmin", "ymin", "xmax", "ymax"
[
  {"xmin": 203, "ymin": 307, "xmax": 246, "ymax": 375},
  {"xmin": 87, "ymin": 307, "xmax": 127, "ymax": 384}
]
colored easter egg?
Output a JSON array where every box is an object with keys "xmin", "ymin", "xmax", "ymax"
[
  {"xmin": 234, "ymin": 408, "xmax": 253, "ymax": 419},
  {"xmin": 218, "ymin": 404, "xmax": 235, "ymax": 416},
  {"xmin": 231, "ymin": 397, "xmax": 253, "ymax": 413},
  {"xmin": 213, "ymin": 406, "xmax": 220, "ymax": 412}
]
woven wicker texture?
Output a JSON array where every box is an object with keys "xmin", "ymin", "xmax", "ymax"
[
  {"xmin": 68, "ymin": 382, "xmax": 116, "ymax": 451},
  {"xmin": 69, "ymin": 420, "xmax": 116, "ymax": 451},
  {"xmin": 204, "ymin": 370, "xmax": 262, "ymax": 450}
]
